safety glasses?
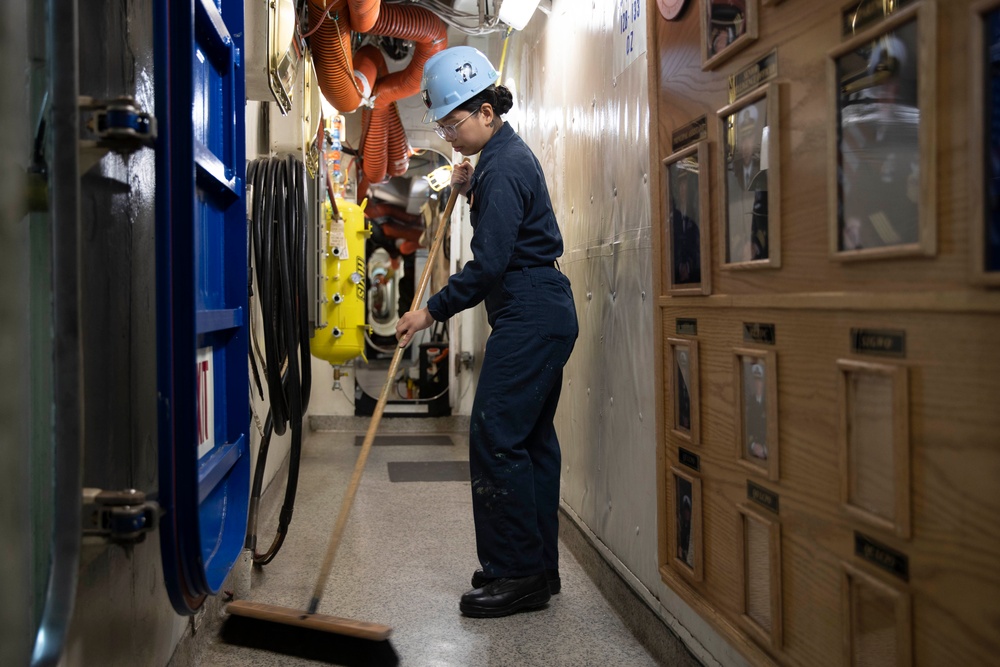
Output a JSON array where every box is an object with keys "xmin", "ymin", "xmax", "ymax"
[{"xmin": 434, "ymin": 108, "xmax": 480, "ymax": 141}]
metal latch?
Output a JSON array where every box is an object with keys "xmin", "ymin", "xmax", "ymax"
[
  {"xmin": 79, "ymin": 96, "xmax": 157, "ymax": 174},
  {"xmin": 82, "ymin": 488, "xmax": 159, "ymax": 544}
]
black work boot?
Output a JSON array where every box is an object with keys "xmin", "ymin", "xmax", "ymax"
[
  {"xmin": 472, "ymin": 568, "xmax": 561, "ymax": 594},
  {"xmin": 459, "ymin": 574, "xmax": 551, "ymax": 618}
]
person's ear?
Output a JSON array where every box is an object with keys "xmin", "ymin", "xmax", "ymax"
[{"xmin": 479, "ymin": 103, "xmax": 495, "ymax": 126}]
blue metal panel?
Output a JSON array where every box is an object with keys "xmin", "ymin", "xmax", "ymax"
[{"xmin": 155, "ymin": 0, "xmax": 249, "ymax": 614}]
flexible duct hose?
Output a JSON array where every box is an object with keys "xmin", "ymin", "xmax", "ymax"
[
  {"xmin": 307, "ymin": 0, "xmax": 364, "ymax": 112},
  {"xmin": 347, "ymin": 0, "xmax": 380, "ymax": 33},
  {"xmin": 387, "ymin": 102, "xmax": 412, "ymax": 177},
  {"xmin": 366, "ymin": 4, "xmax": 447, "ymax": 109},
  {"xmin": 244, "ymin": 155, "xmax": 312, "ymax": 565}
]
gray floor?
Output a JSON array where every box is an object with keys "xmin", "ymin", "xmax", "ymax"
[{"xmin": 192, "ymin": 427, "xmax": 682, "ymax": 667}]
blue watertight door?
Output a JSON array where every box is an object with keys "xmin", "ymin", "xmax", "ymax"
[{"xmin": 154, "ymin": 0, "xmax": 249, "ymax": 614}]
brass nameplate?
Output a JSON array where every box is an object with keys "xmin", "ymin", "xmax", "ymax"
[
  {"xmin": 671, "ymin": 116, "xmax": 708, "ymax": 152},
  {"xmin": 679, "ymin": 448, "xmax": 701, "ymax": 472},
  {"xmin": 728, "ymin": 49, "xmax": 778, "ymax": 103},
  {"xmin": 747, "ymin": 481, "xmax": 779, "ymax": 514},
  {"xmin": 842, "ymin": 0, "xmax": 915, "ymax": 37},
  {"xmin": 676, "ymin": 318, "xmax": 698, "ymax": 336},
  {"xmin": 855, "ymin": 532, "xmax": 909, "ymax": 581},
  {"xmin": 851, "ymin": 328, "xmax": 906, "ymax": 358},
  {"xmin": 743, "ymin": 322, "xmax": 776, "ymax": 345}
]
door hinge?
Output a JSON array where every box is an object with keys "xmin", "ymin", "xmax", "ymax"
[
  {"xmin": 82, "ymin": 488, "xmax": 160, "ymax": 545},
  {"xmin": 79, "ymin": 96, "xmax": 157, "ymax": 174}
]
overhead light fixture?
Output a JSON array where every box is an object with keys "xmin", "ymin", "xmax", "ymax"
[{"xmin": 498, "ymin": 0, "xmax": 542, "ymax": 31}]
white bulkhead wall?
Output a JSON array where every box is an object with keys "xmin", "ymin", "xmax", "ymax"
[{"xmin": 500, "ymin": 2, "xmax": 746, "ymax": 664}]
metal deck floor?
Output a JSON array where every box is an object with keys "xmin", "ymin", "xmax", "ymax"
[{"xmin": 186, "ymin": 426, "xmax": 695, "ymax": 667}]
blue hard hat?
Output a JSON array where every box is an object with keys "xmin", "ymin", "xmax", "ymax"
[{"xmin": 420, "ymin": 46, "xmax": 499, "ymax": 123}]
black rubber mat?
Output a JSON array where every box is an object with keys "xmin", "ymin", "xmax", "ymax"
[
  {"xmin": 386, "ymin": 461, "xmax": 470, "ymax": 483},
  {"xmin": 355, "ymin": 434, "xmax": 454, "ymax": 447}
]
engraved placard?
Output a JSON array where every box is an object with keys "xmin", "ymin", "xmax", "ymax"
[
  {"xmin": 747, "ymin": 480, "xmax": 779, "ymax": 514},
  {"xmin": 676, "ymin": 318, "xmax": 698, "ymax": 335},
  {"xmin": 842, "ymin": 0, "xmax": 915, "ymax": 37},
  {"xmin": 729, "ymin": 49, "xmax": 778, "ymax": 103},
  {"xmin": 743, "ymin": 322, "xmax": 776, "ymax": 345},
  {"xmin": 679, "ymin": 447, "xmax": 701, "ymax": 471},
  {"xmin": 855, "ymin": 532, "xmax": 909, "ymax": 581},
  {"xmin": 851, "ymin": 329, "xmax": 906, "ymax": 358},
  {"xmin": 672, "ymin": 116, "xmax": 708, "ymax": 152}
]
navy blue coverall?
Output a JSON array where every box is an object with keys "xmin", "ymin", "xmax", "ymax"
[{"xmin": 427, "ymin": 123, "xmax": 578, "ymax": 579}]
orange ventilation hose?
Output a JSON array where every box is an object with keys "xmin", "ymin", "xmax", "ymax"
[
  {"xmin": 307, "ymin": 0, "xmax": 363, "ymax": 112},
  {"xmin": 308, "ymin": 1, "xmax": 447, "ymax": 193},
  {"xmin": 367, "ymin": 4, "xmax": 447, "ymax": 109},
  {"xmin": 387, "ymin": 103, "xmax": 412, "ymax": 177},
  {"xmin": 347, "ymin": 0, "xmax": 380, "ymax": 33}
]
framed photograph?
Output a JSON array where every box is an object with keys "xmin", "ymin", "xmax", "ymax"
[
  {"xmin": 737, "ymin": 504, "xmax": 782, "ymax": 650},
  {"xmin": 663, "ymin": 142, "xmax": 712, "ymax": 295},
  {"xmin": 670, "ymin": 467, "xmax": 703, "ymax": 582},
  {"xmin": 841, "ymin": 562, "xmax": 912, "ymax": 666},
  {"xmin": 972, "ymin": 0, "xmax": 1000, "ymax": 284},
  {"xmin": 668, "ymin": 338, "xmax": 701, "ymax": 444},
  {"xmin": 718, "ymin": 84, "xmax": 782, "ymax": 270},
  {"xmin": 734, "ymin": 348, "xmax": 779, "ymax": 480},
  {"xmin": 828, "ymin": 3, "xmax": 937, "ymax": 260},
  {"xmin": 838, "ymin": 360, "xmax": 910, "ymax": 539},
  {"xmin": 701, "ymin": 0, "xmax": 758, "ymax": 70}
]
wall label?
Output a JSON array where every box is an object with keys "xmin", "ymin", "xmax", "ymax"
[
  {"xmin": 671, "ymin": 116, "xmax": 708, "ymax": 152},
  {"xmin": 614, "ymin": 0, "xmax": 647, "ymax": 79},
  {"xmin": 743, "ymin": 322, "xmax": 776, "ymax": 345},
  {"xmin": 747, "ymin": 481, "xmax": 779, "ymax": 514},
  {"xmin": 676, "ymin": 318, "xmax": 698, "ymax": 336},
  {"xmin": 729, "ymin": 49, "xmax": 778, "ymax": 103},
  {"xmin": 855, "ymin": 532, "xmax": 909, "ymax": 581},
  {"xmin": 851, "ymin": 328, "xmax": 906, "ymax": 358},
  {"xmin": 679, "ymin": 448, "xmax": 701, "ymax": 471}
]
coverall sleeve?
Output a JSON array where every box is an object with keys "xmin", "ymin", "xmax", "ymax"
[{"xmin": 426, "ymin": 170, "xmax": 525, "ymax": 321}]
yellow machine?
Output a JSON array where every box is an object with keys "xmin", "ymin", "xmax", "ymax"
[{"xmin": 311, "ymin": 198, "xmax": 369, "ymax": 365}]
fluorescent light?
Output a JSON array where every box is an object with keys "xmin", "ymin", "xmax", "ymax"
[{"xmin": 498, "ymin": 0, "xmax": 542, "ymax": 31}]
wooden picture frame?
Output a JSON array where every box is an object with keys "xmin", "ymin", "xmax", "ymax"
[
  {"xmin": 701, "ymin": 0, "xmax": 758, "ymax": 70},
  {"xmin": 841, "ymin": 562, "xmax": 912, "ymax": 666},
  {"xmin": 972, "ymin": 0, "xmax": 1000, "ymax": 285},
  {"xmin": 670, "ymin": 466, "xmax": 704, "ymax": 582},
  {"xmin": 668, "ymin": 338, "xmax": 701, "ymax": 444},
  {"xmin": 663, "ymin": 141, "xmax": 712, "ymax": 295},
  {"xmin": 734, "ymin": 348, "xmax": 779, "ymax": 481},
  {"xmin": 737, "ymin": 503, "xmax": 782, "ymax": 650},
  {"xmin": 827, "ymin": 2, "xmax": 937, "ymax": 261},
  {"xmin": 718, "ymin": 83, "xmax": 782, "ymax": 270},
  {"xmin": 837, "ymin": 359, "xmax": 910, "ymax": 539}
]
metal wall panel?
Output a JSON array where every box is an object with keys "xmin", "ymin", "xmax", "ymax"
[{"xmin": 500, "ymin": 3, "xmax": 746, "ymax": 664}]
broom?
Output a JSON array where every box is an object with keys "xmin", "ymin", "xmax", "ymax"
[{"xmin": 226, "ymin": 164, "xmax": 465, "ymax": 642}]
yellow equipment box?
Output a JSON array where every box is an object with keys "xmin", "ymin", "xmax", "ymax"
[{"xmin": 311, "ymin": 198, "xmax": 369, "ymax": 365}]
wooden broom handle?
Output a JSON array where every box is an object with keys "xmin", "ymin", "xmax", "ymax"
[{"xmin": 308, "ymin": 163, "xmax": 467, "ymax": 614}]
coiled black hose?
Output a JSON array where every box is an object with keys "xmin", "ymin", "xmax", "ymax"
[{"xmin": 244, "ymin": 155, "xmax": 312, "ymax": 565}]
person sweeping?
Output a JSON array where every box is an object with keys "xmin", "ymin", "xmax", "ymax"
[{"xmin": 396, "ymin": 45, "xmax": 578, "ymax": 618}]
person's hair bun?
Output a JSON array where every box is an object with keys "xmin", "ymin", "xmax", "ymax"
[{"xmin": 492, "ymin": 85, "xmax": 514, "ymax": 115}]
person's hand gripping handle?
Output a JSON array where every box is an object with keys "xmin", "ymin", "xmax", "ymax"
[{"xmin": 395, "ymin": 159, "xmax": 472, "ymax": 348}]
